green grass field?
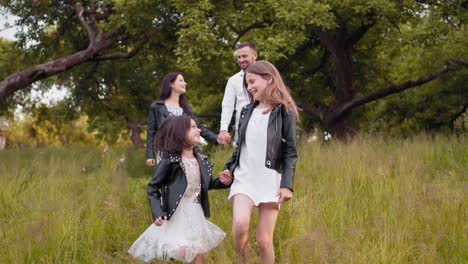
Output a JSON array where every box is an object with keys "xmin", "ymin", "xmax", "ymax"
[{"xmin": 0, "ymin": 134, "xmax": 466, "ymax": 263}]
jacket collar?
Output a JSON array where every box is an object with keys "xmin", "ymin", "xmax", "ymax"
[
  {"xmin": 165, "ymin": 153, "xmax": 213, "ymax": 187},
  {"xmin": 154, "ymin": 99, "xmax": 170, "ymax": 116}
]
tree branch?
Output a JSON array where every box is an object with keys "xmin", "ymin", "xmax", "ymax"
[
  {"xmin": 229, "ymin": 20, "xmax": 273, "ymax": 48},
  {"xmin": 347, "ymin": 22, "xmax": 375, "ymax": 48},
  {"xmin": 313, "ymin": 29, "xmax": 336, "ymax": 56},
  {"xmin": 74, "ymin": 2, "xmax": 96, "ymax": 47},
  {"xmin": 338, "ymin": 58, "xmax": 467, "ymax": 114},
  {"xmin": 297, "ymin": 102, "xmax": 327, "ymax": 120},
  {"xmin": 0, "ymin": 6, "xmax": 176, "ymax": 101},
  {"xmin": 277, "ymin": 35, "xmax": 319, "ymax": 72},
  {"xmin": 94, "ymin": 21, "xmax": 171, "ymax": 61}
]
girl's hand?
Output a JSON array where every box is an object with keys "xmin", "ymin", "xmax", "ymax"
[
  {"xmin": 277, "ymin": 188, "xmax": 292, "ymax": 203},
  {"xmin": 154, "ymin": 216, "xmax": 167, "ymax": 226},
  {"xmin": 219, "ymin": 170, "xmax": 233, "ymax": 185},
  {"xmin": 217, "ymin": 131, "xmax": 231, "ymax": 144},
  {"xmin": 146, "ymin": 158, "xmax": 156, "ymax": 166}
]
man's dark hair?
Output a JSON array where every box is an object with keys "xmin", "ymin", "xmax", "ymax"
[
  {"xmin": 237, "ymin": 42, "xmax": 257, "ymax": 52},
  {"xmin": 154, "ymin": 115, "xmax": 199, "ymax": 157}
]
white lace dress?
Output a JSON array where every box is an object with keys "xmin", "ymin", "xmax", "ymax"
[{"xmin": 128, "ymin": 157, "xmax": 226, "ymax": 263}]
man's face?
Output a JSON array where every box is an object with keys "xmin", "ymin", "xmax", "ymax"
[{"xmin": 236, "ymin": 46, "xmax": 257, "ymax": 70}]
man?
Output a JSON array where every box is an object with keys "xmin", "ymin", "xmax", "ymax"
[{"xmin": 219, "ymin": 42, "xmax": 258, "ymax": 143}]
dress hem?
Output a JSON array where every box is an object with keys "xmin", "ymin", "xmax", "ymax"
[{"xmin": 228, "ymin": 191, "xmax": 279, "ymax": 207}]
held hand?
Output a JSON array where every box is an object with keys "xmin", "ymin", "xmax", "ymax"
[
  {"xmin": 146, "ymin": 158, "xmax": 156, "ymax": 167},
  {"xmin": 217, "ymin": 130, "xmax": 231, "ymax": 145},
  {"xmin": 277, "ymin": 188, "xmax": 293, "ymax": 203},
  {"xmin": 154, "ymin": 215, "xmax": 167, "ymax": 226},
  {"xmin": 218, "ymin": 170, "xmax": 233, "ymax": 185}
]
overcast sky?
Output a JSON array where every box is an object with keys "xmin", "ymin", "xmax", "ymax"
[{"xmin": 0, "ymin": 13, "xmax": 18, "ymax": 40}]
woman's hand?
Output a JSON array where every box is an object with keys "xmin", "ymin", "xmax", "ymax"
[
  {"xmin": 277, "ymin": 188, "xmax": 292, "ymax": 203},
  {"xmin": 154, "ymin": 215, "xmax": 167, "ymax": 226},
  {"xmin": 218, "ymin": 170, "xmax": 233, "ymax": 185},
  {"xmin": 146, "ymin": 158, "xmax": 156, "ymax": 166}
]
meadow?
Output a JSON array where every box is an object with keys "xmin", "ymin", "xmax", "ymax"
[{"xmin": 0, "ymin": 134, "xmax": 466, "ymax": 264}]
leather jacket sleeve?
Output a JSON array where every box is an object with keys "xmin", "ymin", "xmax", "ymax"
[
  {"xmin": 280, "ymin": 108, "xmax": 297, "ymax": 191},
  {"xmin": 147, "ymin": 159, "xmax": 171, "ymax": 221},
  {"xmin": 146, "ymin": 105, "xmax": 157, "ymax": 159},
  {"xmin": 209, "ymin": 177, "xmax": 231, "ymax": 190},
  {"xmin": 224, "ymin": 106, "xmax": 247, "ymax": 172}
]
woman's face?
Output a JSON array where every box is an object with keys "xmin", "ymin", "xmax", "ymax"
[
  {"xmin": 170, "ymin": 74, "xmax": 187, "ymax": 95},
  {"xmin": 245, "ymin": 72, "xmax": 270, "ymax": 102},
  {"xmin": 185, "ymin": 119, "xmax": 201, "ymax": 146}
]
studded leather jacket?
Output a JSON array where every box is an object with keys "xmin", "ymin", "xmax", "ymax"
[
  {"xmin": 147, "ymin": 153, "xmax": 229, "ymax": 221},
  {"xmin": 224, "ymin": 102, "xmax": 298, "ymax": 191},
  {"xmin": 146, "ymin": 99, "xmax": 219, "ymax": 159}
]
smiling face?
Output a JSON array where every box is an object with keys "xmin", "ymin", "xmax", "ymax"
[
  {"xmin": 245, "ymin": 72, "xmax": 270, "ymax": 103},
  {"xmin": 236, "ymin": 46, "xmax": 257, "ymax": 70},
  {"xmin": 185, "ymin": 119, "xmax": 201, "ymax": 146},
  {"xmin": 170, "ymin": 74, "xmax": 187, "ymax": 95}
]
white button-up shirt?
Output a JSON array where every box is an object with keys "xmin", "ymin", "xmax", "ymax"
[{"xmin": 220, "ymin": 71, "xmax": 250, "ymax": 141}]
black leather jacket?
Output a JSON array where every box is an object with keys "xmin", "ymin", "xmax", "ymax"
[
  {"xmin": 146, "ymin": 99, "xmax": 219, "ymax": 159},
  {"xmin": 224, "ymin": 102, "xmax": 298, "ymax": 191},
  {"xmin": 147, "ymin": 153, "xmax": 229, "ymax": 221}
]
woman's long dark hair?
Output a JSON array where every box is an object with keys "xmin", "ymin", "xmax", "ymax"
[
  {"xmin": 159, "ymin": 72, "xmax": 193, "ymax": 116},
  {"xmin": 154, "ymin": 115, "xmax": 199, "ymax": 157}
]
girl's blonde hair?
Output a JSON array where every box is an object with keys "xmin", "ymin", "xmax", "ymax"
[{"xmin": 244, "ymin": 60, "xmax": 299, "ymax": 120}]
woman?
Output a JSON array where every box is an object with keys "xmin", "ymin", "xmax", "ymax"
[
  {"xmin": 219, "ymin": 61, "xmax": 299, "ymax": 264},
  {"xmin": 146, "ymin": 72, "xmax": 230, "ymax": 166}
]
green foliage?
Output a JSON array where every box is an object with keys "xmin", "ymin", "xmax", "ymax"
[
  {"xmin": 173, "ymin": 0, "xmax": 467, "ymax": 134},
  {"xmin": 2, "ymin": 102, "xmax": 101, "ymax": 148},
  {"xmin": 1, "ymin": 0, "xmax": 467, "ymax": 139},
  {"xmin": 453, "ymin": 108, "xmax": 468, "ymax": 132},
  {"xmin": 0, "ymin": 135, "xmax": 466, "ymax": 263},
  {"xmin": 0, "ymin": 38, "xmax": 31, "ymax": 115}
]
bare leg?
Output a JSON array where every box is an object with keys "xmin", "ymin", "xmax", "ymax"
[
  {"xmin": 191, "ymin": 254, "xmax": 203, "ymax": 264},
  {"xmin": 256, "ymin": 203, "xmax": 279, "ymax": 264},
  {"xmin": 232, "ymin": 194, "xmax": 255, "ymax": 264}
]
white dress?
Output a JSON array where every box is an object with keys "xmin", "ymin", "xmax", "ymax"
[
  {"xmin": 128, "ymin": 157, "xmax": 226, "ymax": 263},
  {"xmin": 228, "ymin": 108, "xmax": 282, "ymax": 206}
]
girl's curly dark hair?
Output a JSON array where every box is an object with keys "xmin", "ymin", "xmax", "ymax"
[{"xmin": 154, "ymin": 115, "xmax": 199, "ymax": 158}]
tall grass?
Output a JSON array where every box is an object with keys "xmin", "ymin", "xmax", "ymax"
[{"xmin": 0, "ymin": 134, "xmax": 466, "ymax": 263}]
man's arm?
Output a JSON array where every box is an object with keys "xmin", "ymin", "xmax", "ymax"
[{"xmin": 220, "ymin": 77, "xmax": 236, "ymax": 132}]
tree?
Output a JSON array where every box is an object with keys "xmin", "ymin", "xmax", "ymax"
[
  {"xmin": 0, "ymin": 38, "xmax": 31, "ymax": 115},
  {"xmin": 2, "ymin": 0, "xmax": 466, "ymax": 142},
  {"xmin": 174, "ymin": 0, "xmax": 467, "ymax": 138},
  {"xmin": 0, "ymin": 0, "xmax": 176, "ymax": 100},
  {"xmin": 67, "ymin": 47, "xmax": 176, "ymax": 147}
]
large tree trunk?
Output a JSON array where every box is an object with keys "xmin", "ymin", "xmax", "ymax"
[
  {"xmin": 309, "ymin": 23, "xmax": 466, "ymax": 140},
  {"xmin": 326, "ymin": 41, "xmax": 357, "ymax": 139},
  {"xmin": 315, "ymin": 28, "xmax": 358, "ymax": 139},
  {"xmin": 126, "ymin": 118, "xmax": 144, "ymax": 148},
  {"xmin": 299, "ymin": 58, "xmax": 467, "ymax": 139}
]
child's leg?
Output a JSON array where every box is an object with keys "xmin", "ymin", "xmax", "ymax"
[
  {"xmin": 232, "ymin": 194, "xmax": 255, "ymax": 264},
  {"xmin": 191, "ymin": 254, "xmax": 203, "ymax": 264},
  {"xmin": 256, "ymin": 203, "xmax": 279, "ymax": 264}
]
